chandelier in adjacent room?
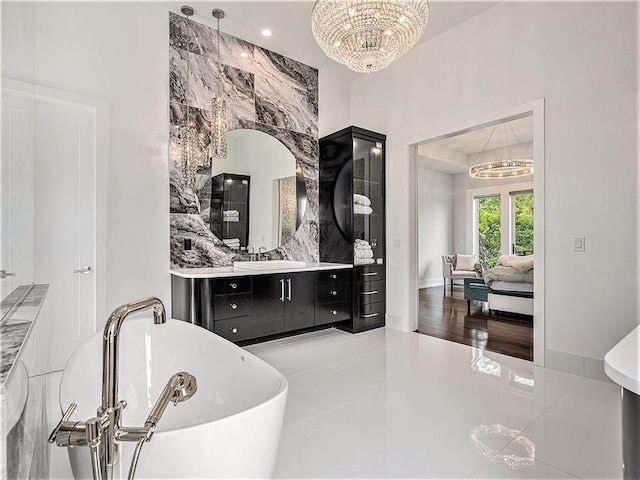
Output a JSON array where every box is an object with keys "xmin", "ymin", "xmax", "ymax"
[
  {"xmin": 311, "ymin": 0, "xmax": 430, "ymax": 74},
  {"xmin": 469, "ymin": 122, "xmax": 534, "ymax": 179},
  {"xmin": 210, "ymin": 8, "xmax": 228, "ymax": 158}
]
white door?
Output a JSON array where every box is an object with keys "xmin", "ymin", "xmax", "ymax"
[
  {"xmin": 2, "ymin": 83, "xmax": 97, "ymax": 371},
  {"xmin": 1, "ymin": 93, "xmax": 35, "ymax": 300},
  {"xmin": 33, "ymin": 98, "xmax": 97, "ymax": 371}
]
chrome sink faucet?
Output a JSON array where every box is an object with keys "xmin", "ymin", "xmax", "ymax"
[
  {"xmin": 258, "ymin": 246, "xmax": 266, "ymax": 261},
  {"xmin": 49, "ymin": 297, "xmax": 197, "ymax": 480}
]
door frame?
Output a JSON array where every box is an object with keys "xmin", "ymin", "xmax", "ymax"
[
  {"xmin": 408, "ymin": 99, "xmax": 545, "ymax": 366},
  {"xmin": 2, "ymin": 78, "xmax": 108, "ymax": 330}
]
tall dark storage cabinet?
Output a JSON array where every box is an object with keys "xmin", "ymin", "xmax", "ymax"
[{"xmin": 319, "ymin": 126, "xmax": 386, "ymax": 333}]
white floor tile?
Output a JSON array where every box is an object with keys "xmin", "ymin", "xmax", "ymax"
[
  {"xmin": 513, "ymin": 403, "xmax": 622, "ymax": 479},
  {"xmin": 471, "ymin": 446, "xmax": 578, "ymax": 479},
  {"xmin": 283, "ymin": 366, "xmax": 380, "ymax": 437},
  {"xmin": 273, "ymin": 436, "xmax": 360, "ymax": 479},
  {"xmin": 251, "ymin": 344, "xmax": 322, "ymax": 377},
  {"xmin": 285, "ymin": 334, "xmax": 380, "ymax": 364},
  {"xmin": 276, "ymin": 327, "xmax": 347, "ymax": 346},
  {"xmin": 243, "ymin": 339, "xmax": 281, "ymax": 354},
  {"xmin": 555, "ymin": 377, "xmax": 622, "ymax": 423}
]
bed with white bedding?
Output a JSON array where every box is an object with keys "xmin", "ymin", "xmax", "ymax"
[{"xmin": 465, "ymin": 255, "xmax": 534, "ymax": 316}]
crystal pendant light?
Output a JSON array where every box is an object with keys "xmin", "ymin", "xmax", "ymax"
[
  {"xmin": 469, "ymin": 122, "xmax": 534, "ymax": 179},
  {"xmin": 180, "ymin": 5, "xmax": 200, "ymax": 188},
  {"xmin": 210, "ymin": 9, "xmax": 227, "ymax": 158},
  {"xmin": 311, "ymin": 0, "xmax": 430, "ymax": 74}
]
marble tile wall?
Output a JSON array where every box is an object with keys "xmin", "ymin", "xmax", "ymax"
[{"xmin": 168, "ymin": 12, "xmax": 319, "ymax": 268}]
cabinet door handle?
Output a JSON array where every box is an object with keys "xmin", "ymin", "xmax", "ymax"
[
  {"xmin": 361, "ymin": 312, "xmax": 379, "ymax": 318},
  {"xmin": 287, "ymin": 278, "xmax": 292, "ymax": 301},
  {"xmin": 330, "ymin": 274, "xmax": 337, "ymax": 279},
  {"xmin": 230, "ymin": 303, "xmax": 238, "ymax": 310},
  {"xmin": 230, "ymin": 282, "xmax": 238, "ymax": 289},
  {"xmin": 330, "ymin": 290, "xmax": 338, "ymax": 296},
  {"xmin": 231, "ymin": 328, "xmax": 238, "ymax": 334},
  {"xmin": 361, "ymin": 290, "xmax": 378, "ymax": 295},
  {"xmin": 280, "ymin": 278, "xmax": 285, "ymax": 302},
  {"xmin": 362, "ymin": 272, "xmax": 378, "ymax": 277}
]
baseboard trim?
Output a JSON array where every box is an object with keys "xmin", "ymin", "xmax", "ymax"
[
  {"xmin": 545, "ymin": 348, "xmax": 614, "ymax": 384},
  {"xmin": 419, "ymin": 278, "xmax": 445, "ymax": 289}
]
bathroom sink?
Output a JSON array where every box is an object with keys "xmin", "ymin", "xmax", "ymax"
[{"xmin": 233, "ymin": 260, "xmax": 307, "ymax": 270}]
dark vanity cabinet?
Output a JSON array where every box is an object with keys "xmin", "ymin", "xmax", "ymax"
[
  {"xmin": 171, "ymin": 268, "xmax": 352, "ymax": 344},
  {"xmin": 252, "ymin": 272, "xmax": 315, "ymax": 337},
  {"xmin": 210, "ymin": 173, "xmax": 250, "ymax": 250},
  {"xmin": 319, "ymin": 126, "xmax": 386, "ymax": 333}
]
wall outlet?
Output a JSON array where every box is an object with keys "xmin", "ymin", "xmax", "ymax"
[
  {"xmin": 573, "ymin": 236, "xmax": 585, "ymax": 252},
  {"xmin": 184, "ymin": 238, "xmax": 192, "ymax": 251},
  {"xmin": 393, "ymin": 238, "xmax": 401, "ymax": 249}
]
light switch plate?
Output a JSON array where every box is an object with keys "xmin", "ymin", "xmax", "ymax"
[
  {"xmin": 573, "ymin": 236, "xmax": 585, "ymax": 252},
  {"xmin": 393, "ymin": 239, "xmax": 401, "ymax": 249}
]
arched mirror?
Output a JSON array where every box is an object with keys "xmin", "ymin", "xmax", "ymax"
[{"xmin": 205, "ymin": 129, "xmax": 306, "ymax": 252}]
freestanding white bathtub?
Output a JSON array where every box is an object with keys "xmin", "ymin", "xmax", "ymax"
[{"xmin": 60, "ymin": 317, "xmax": 288, "ymax": 479}]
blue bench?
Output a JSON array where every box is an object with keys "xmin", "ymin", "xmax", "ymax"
[{"xmin": 464, "ymin": 278, "xmax": 491, "ymax": 315}]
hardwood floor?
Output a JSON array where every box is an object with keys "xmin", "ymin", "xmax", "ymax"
[{"xmin": 417, "ymin": 284, "xmax": 533, "ymax": 361}]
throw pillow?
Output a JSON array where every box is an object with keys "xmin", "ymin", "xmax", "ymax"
[{"xmin": 455, "ymin": 254, "xmax": 476, "ymax": 271}]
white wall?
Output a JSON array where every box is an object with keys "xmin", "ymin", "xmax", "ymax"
[
  {"xmin": 350, "ymin": 2, "xmax": 638, "ymax": 361},
  {"xmin": 417, "ymin": 168, "xmax": 453, "ymax": 288},
  {"xmin": 25, "ymin": 2, "xmax": 351, "ymax": 322}
]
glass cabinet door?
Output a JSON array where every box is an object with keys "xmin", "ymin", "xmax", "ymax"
[{"xmin": 352, "ymin": 136, "xmax": 384, "ymax": 266}]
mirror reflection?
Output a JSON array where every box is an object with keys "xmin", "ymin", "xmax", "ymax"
[{"xmin": 207, "ymin": 129, "xmax": 306, "ymax": 252}]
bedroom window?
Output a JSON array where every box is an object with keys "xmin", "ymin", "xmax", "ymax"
[
  {"xmin": 511, "ymin": 191, "xmax": 534, "ymax": 256},
  {"xmin": 476, "ymin": 195, "xmax": 501, "ymax": 268}
]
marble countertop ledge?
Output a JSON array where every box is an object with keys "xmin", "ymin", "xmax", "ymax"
[
  {"xmin": 171, "ymin": 262, "xmax": 353, "ymax": 278},
  {"xmin": 605, "ymin": 324, "xmax": 640, "ymax": 395},
  {"xmin": 1, "ymin": 284, "xmax": 49, "ymax": 388}
]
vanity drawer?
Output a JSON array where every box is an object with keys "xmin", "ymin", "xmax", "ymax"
[
  {"xmin": 213, "ymin": 276, "xmax": 251, "ymax": 295},
  {"xmin": 315, "ymin": 269, "xmax": 351, "ymax": 286},
  {"xmin": 358, "ymin": 279, "xmax": 385, "ymax": 305},
  {"xmin": 315, "ymin": 301, "xmax": 350, "ymax": 326},
  {"xmin": 356, "ymin": 301, "xmax": 385, "ymax": 329},
  {"xmin": 315, "ymin": 283, "xmax": 350, "ymax": 303},
  {"xmin": 214, "ymin": 293, "xmax": 251, "ymax": 320},
  {"xmin": 215, "ymin": 316, "xmax": 252, "ymax": 342},
  {"xmin": 355, "ymin": 265, "xmax": 384, "ymax": 283}
]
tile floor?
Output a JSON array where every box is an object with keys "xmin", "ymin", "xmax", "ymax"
[{"xmin": 244, "ymin": 327, "xmax": 622, "ymax": 479}]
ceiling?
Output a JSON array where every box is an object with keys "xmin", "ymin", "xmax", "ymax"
[
  {"xmin": 418, "ymin": 115, "xmax": 534, "ymax": 174},
  {"xmin": 165, "ymin": 1, "xmax": 500, "ymax": 81}
]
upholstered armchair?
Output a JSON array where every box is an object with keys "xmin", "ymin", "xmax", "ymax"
[{"xmin": 442, "ymin": 255, "xmax": 483, "ymax": 295}]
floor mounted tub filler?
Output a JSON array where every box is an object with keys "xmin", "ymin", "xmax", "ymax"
[{"xmin": 58, "ymin": 316, "xmax": 288, "ymax": 479}]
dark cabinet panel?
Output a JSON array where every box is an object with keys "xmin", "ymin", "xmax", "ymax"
[
  {"xmin": 251, "ymin": 274, "xmax": 285, "ymax": 338},
  {"xmin": 213, "ymin": 276, "xmax": 251, "ymax": 294},
  {"xmin": 284, "ymin": 272, "xmax": 315, "ymax": 331},
  {"xmin": 214, "ymin": 292, "xmax": 251, "ymax": 320},
  {"xmin": 355, "ymin": 301, "xmax": 385, "ymax": 331},
  {"xmin": 315, "ymin": 283, "xmax": 350, "ymax": 304},
  {"xmin": 357, "ymin": 279, "xmax": 385, "ymax": 305},
  {"xmin": 315, "ymin": 269, "xmax": 351, "ymax": 285},
  {"xmin": 315, "ymin": 301, "xmax": 350, "ymax": 325},
  {"xmin": 355, "ymin": 264, "xmax": 384, "ymax": 283},
  {"xmin": 215, "ymin": 316, "xmax": 252, "ymax": 342}
]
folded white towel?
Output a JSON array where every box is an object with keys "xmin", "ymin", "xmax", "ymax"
[
  {"xmin": 354, "ymin": 257, "xmax": 375, "ymax": 266},
  {"xmin": 355, "ymin": 239, "xmax": 371, "ymax": 246},
  {"xmin": 354, "ymin": 204, "xmax": 373, "ymax": 215},
  {"xmin": 353, "ymin": 194, "xmax": 371, "ymax": 207},
  {"xmin": 354, "ymin": 249, "xmax": 374, "ymax": 259},
  {"xmin": 223, "ymin": 210, "xmax": 239, "ymax": 216}
]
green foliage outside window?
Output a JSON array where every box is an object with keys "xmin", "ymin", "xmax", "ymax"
[
  {"xmin": 477, "ymin": 193, "xmax": 534, "ymax": 269},
  {"xmin": 477, "ymin": 196, "xmax": 501, "ymax": 268}
]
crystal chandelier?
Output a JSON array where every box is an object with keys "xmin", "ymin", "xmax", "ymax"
[
  {"xmin": 180, "ymin": 5, "xmax": 200, "ymax": 188},
  {"xmin": 211, "ymin": 8, "xmax": 228, "ymax": 158},
  {"xmin": 469, "ymin": 122, "xmax": 534, "ymax": 179},
  {"xmin": 311, "ymin": 0, "xmax": 430, "ymax": 74}
]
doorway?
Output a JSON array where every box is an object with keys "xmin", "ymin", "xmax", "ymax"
[{"xmin": 411, "ymin": 100, "xmax": 545, "ymax": 365}]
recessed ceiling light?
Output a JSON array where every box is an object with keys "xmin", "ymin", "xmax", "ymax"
[{"xmin": 261, "ymin": 29, "xmax": 272, "ymax": 37}]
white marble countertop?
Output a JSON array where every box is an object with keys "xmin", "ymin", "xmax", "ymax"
[
  {"xmin": 605, "ymin": 324, "xmax": 640, "ymax": 395},
  {"xmin": 171, "ymin": 262, "xmax": 353, "ymax": 279},
  {"xmin": 1, "ymin": 284, "xmax": 49, "ymax": 387}
]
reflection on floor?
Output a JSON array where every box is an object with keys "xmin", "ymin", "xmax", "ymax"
[
  {"xmin": 418, "ymin": 285, "xmax": 534, "ymax": 361},
  {"xmin": 245, "ymin": 327, "xmax": 621, "ymax": 479}
]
